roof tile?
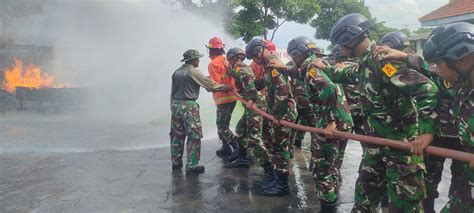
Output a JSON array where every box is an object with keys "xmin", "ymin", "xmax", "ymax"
[{"xmin": 419, "ymin": 0, "xmax": 474, "ymax": 22}]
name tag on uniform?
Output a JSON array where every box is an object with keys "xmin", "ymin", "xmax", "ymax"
[
  {"xmin": 272, "ymin": 69, "xmax": 279, "ymax": 77},
  {"xmin": 382, "ymin": 63, "xmax": 398, "ymax": 77}
]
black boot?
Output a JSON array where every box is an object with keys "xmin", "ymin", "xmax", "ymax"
[
  {"xmin": 224, "ymin": 149, "xmax": 249, "ymax": 168},
  {"xmin": 225, "ymin": 137, "xmax": 240, "ymax": 162},
  {"xmin": 254, "ymin": 162, "xmax": 275, "ymax": 188},
  {"xmin": 172, "ymin": 162, "xmax": 183, "ymax": 171},
  {"xmin": 186, "ymin": 165, "xmax": 205, "ymax": 175},
  {"xmin": 262, "ymin": 171, "xmax": 289, "ymax": 196},
  {"xmin": 319, "ymin": 202, "xmax": 337, "ymax": 213},
  {"xmin": 216, "ymin": 139, "xmax": 232, "ymax": 158}
]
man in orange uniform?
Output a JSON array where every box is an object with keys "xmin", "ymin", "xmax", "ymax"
[{"xmin": 206, "ymin": 37, "xmax": 238, "ymax": 158}]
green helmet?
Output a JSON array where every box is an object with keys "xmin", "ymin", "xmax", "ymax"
[
  {"xmin": 226, "ymin": 47, "xmax": 245, "ymax": 60},
  {"xmin": 181, "ymin": 49, "xmax": 204, "ymax": 62}
]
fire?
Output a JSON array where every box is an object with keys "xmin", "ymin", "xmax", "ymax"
[{"xmin": 2, "ymin": 59, "xmax": 55, "ymax": 93}]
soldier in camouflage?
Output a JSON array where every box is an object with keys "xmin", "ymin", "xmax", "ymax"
[
  {"xmin": 287, "ymin": 36, "xmax": 354, "ymax": 212},
  {"xmin": 312, "ymin": 13, "xmax": 439, "ymax": 212},
  {"xmin": 422, "ymin": 22, "xmax": 474, "ymax": 213},
  {"xmin": 246, "ymin": 38, "xmax": 297, "ymax": 196},
  {"xmin": 170, "ymin": 49, "xmax": 230, "ymax": 175},
  {"xmin": 224, "ymin": 47, "xmax": 272, "ymax": 172},
  {"xmin": 287, "ymin": 60, "xmax": 314, "ymax": 150},
  {"xmin": 378, "ymin": 32, "xmax": 466, "ymax": 213}
]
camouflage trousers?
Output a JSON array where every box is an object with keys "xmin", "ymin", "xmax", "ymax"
[
  {"xmin": 440, "ymin": 160, "xmax": 474, "ymax": 212},
  {"xmin": 216, "ymin": 101, "xmax": 236, "ymax": 144},
  {"xmin": 352, "ymin": 144, "xmax": 426, "ymax": 213},
  {"xmin": 352, "ymin": 115, "xmax": 390, "ymax": 208},
  {"xmin": 270, "ymin": 109, "xmax": 297, "ymax": 174},
  {"xmin": 293, "ymin": 108, "xmax": 316, "ymax": 147},
  {"xmin": 311, "ymin": 131, "xmax": 349, "ymax": 205},
  {"xmin": 262, "ymin": 109, "xmax": 274, "ymax": 154},
  {"xmin": 169, "ymin": 100, "xmax": 203, "ymax": 169},
  {"xmin": 235, "ymin": 108, "xmax": 270, "ymax": 166},
  {"xmin": 424, "ymin": 136, "xmax": 465, "ymax": 213}
]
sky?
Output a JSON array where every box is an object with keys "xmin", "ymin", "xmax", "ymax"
[{"xmin": 271, "ymin": 0, "xmax": 447, "ymax": 50}]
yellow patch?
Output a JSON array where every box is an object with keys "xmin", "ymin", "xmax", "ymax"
[
  {"xmin": 382, "ymin": 63, "xmax": 398, "ymax": 77},
  {"xmin": 309, "ymin": 68, "xmax": 317, "ymax": 78},
  {"xmin": 271, "ymin": 69, "xmax": 279, "ymax": 77},
  {"xmin": 236, "ymin": 66, "xmax": 241, "ymax": 73},
  {"xmin": 307, "ymin": 43, "xmax": 317, "ymax": 49}
]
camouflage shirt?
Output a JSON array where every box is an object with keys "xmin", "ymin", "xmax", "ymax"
[
  {"xmin": 454, "ymin": 80, "xmax": 474, "ymax": 153},
  {"xmin": 339, "ymin": 62, "xmax": 364, "ymax": 118},
  {"xmin": 302, "ymin": 54, "xmax": 353, "ymax": 130},
  {"xmin": 263, "ymin": 54, "xmax": 297, "ymax": 120},
  {"xmin": 287, "ymin": 61, "xmax": 313, "ymax": 111},
  {"xmin": 228, "ymin": 62, "xmax": 265, "ymax": 107},
  {"xmin": 323, "ymin": 43, "xmax": 438, "ymax": 140},
  {"xmin": 408, "ymin": 54, "xmax": 458, "ymax": 138}
]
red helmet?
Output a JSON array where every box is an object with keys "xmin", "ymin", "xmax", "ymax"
[
  {"xmin": 264, "ymin": 40, "xmax": 276, "ymax": 52},
  {"xmin": 206, "ymin": 37, "xmax": 225, "ymax": 49}
]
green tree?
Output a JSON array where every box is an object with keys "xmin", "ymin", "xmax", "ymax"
[
  {"xmin": 412, "ymin": 27, "xmax": 433, "ymax": 36},
  {"xmin": 229, "ymin": 0, "xmax": 320, "ymax": 42},
  {"xmin": 310, "ymin": 0, "xmax": 369, "ymax": 40},
  {"xmin": 310, "ymin": 0, "xmax": 402, "ymax": 42}
]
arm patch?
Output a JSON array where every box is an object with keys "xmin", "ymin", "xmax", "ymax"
[{"xmin": 382, "ymin": 63, "xmax": 398, "ymax": 77}]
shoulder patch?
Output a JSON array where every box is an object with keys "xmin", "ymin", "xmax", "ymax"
[
  {"xmin": 236, "ymin": 66, "xmax": 241, "ymax": 73},
  {"xmin": 308, "ymin": 68, "xmax": 317, "ymax": 78},
  {"xmin": 271, "ymin": 69, "xmax": 279, "ymax": 77},
  {"xmin": 382, "ymin": 63, "xmax": 398, "ymax": 77}
]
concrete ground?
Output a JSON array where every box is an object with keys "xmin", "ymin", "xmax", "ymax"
[{"xmin": 0, "ymin": 113, "xmax": 452, "ymax": 212}]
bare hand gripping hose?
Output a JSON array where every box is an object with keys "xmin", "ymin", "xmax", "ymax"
[{"xmin": 233, "ymin": 91, "xmax": 474, "ymax": 163}]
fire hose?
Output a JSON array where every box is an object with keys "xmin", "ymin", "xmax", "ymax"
[{"xmin": 232, "ymin": 91, "xmax": 474, "ymax": 163}]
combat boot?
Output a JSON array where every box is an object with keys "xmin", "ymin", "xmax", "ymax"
[
  {"xmin": 216, "ymin": 139, "xmax": 232, "ymax": 158},
  {"xmin": 319, "ymin": 202, "xmax": 337, "ymax": 213},
  {"xmin": 254, "ymin": 162, "xmax": 275, "ymax": 188},
  {"xmin": 186, "ymin": 165, "xmax": 205, "ymax": 175},
  {"xmin": 172, "ymin": 163, "xmax": 183, "ymax": 171},
  {"xmin": 224, "ymin": 149, "xmax": 250, "ymax": 168},
  {"xmin": 262, "ymin": 171, "xmax": 289, "ymax": 196},
  {"xmin": 226, "ymin": 137, "xmax": 240, "ymax": 162}
]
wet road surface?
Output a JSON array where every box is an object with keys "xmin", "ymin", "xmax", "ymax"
[{"xmin": 0, "ymin": 114, "xmax": 452, "ymax": 212}]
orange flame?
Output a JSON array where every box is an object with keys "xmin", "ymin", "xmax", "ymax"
[{"xmin": 2, "ymin": 59, "xmax": 55, "ymax": 93}]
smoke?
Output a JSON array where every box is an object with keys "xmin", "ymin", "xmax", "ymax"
[{"xmin": 3, "ymin": 0, "xmax": 236, "ymax": 123}]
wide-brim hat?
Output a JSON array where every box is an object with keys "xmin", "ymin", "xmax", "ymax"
[{"xmin": 181, "ymin": 49, "xmax": 204, "ymax": 62}]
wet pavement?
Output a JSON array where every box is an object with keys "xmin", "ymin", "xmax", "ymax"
[{"xmin": 0, "ymin": 113, "xmax": 452, "ymax": 212}]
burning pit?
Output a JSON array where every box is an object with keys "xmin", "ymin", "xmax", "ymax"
[
  {"xmin": 0, "ymin": 58, "xmax": 86, "ymax": 112},
  {"xmin": 2, "ymin": 58, "xmax": 57, "ymax": 93}
]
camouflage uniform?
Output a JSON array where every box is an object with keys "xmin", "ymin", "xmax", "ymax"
[
  {"xmin": 254, "ymin": 65, "xmax": 274, "ymax": 154},
  {"xmin": 441, "ymin": 80, "xmax": 474, "ymax": 213},
  {"xmin": 170, "ymin": 100, "xmax": 203, "ymax": 168},
  {"xmin": 170, "ymin": 60, "xmax": 227, "ymax": 169},
  {"xmin": 340, "ymin": 62, "xmax": 388, "ymax": 208},
  {"xmin": 289, "ymin": 71, "xmax": 315, "ymax": 148},
  {"xmin": 407, "ymin": 54, "xmax": 466, "ymax": 212},
  {"xmin": 228, "ymin": 62, "xmax": 270, "ymax": 166},
  {"xmin": 323, "ymin": 43, "xmax": 438, "ymax": 212},
  {"xmin": 263, "ymin": 55, "xmax": 297, "ymax": 174},
  {"xmin": 302, "ymin": 54, "xmax": 354, "ymax": 205}
]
